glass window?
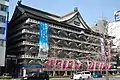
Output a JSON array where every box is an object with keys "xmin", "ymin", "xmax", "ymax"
[
  {"xmin": 0, "ymin": 39, "xmax": 4, "ymax": 46},
  {"xmin": 85, "ymin": 72, "xmax": 90, "ymax": 74},
  {"xmin": 0, "ymin": 27, "xmax": 5, "ymax": 34},
  {"xmin": 0, "ymin": 15, "xmax": 6, "ymax": 23},
  {"xmin": 0, "ymin": 4, "xmax": 8, "ymax": 12},
  {"xmin": 4, "ymin": 0, "xmax": 9, "ymax": 2}
]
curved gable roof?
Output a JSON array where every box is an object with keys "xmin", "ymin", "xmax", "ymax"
[{"xmin": 11, "ymin": 3, "xmax": 91, "ymax": 30}]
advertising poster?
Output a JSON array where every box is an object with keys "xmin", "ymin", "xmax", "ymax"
[{"xmin": 38, "ymin": 22, "xmax": 49, "ymax": 57}]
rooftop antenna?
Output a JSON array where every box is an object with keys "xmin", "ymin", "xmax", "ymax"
[{"xmin": 17, "ymin": 0, "xmax": 22, "ymax": 5}]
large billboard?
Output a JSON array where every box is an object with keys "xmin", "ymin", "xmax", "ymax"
[
  {"xmin": 115, "ymin": 10, "xmax": 120, "ymax": 21},
  {"xmin": 38, "ymin": 22, "xmax": 49, "ymax": 57}
]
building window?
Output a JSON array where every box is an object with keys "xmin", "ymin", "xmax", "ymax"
[
  {"xmin": 0, "ymin": 4, "xmax": 8, "ymax": 12},
  {"xmin": 4, "ymin": 0, "xmax": 9, "ymax": 2},
  {"xmin": 0, "ymin": 39, "xmax": 4, "ymax": 46},
  {"xmin": 0, "ymin": 15, "xmax": 6, "ymax": 23},
  {"xmin": 0, "ymin": 27, "xmax": 5, "ymax": 34}
]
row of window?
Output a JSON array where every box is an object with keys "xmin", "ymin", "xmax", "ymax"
[
  {"xmin": 3, "ymin": 0, "xmax": 9, "ymax": 2},
  {"xmin": 0, "ymin": 4, "xmax": 8, "ymax": 12},
  {"xmin": 0, "ymin": 15, "xmax": 6, "ymax": 23}
]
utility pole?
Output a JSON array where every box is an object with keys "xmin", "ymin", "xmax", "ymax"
[{"xmin": 102, "ymin": 20, "xmax": 110, "ymax": 80}]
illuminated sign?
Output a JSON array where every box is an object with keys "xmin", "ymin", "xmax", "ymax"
[{"xmin": 38, "ymin": 22, "xmax": 49, "ymax": 57}]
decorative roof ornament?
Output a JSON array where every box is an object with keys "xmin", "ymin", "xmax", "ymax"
[
  {"xmin": 74, "ymin": 7, "xmax": 78, "ymax": 12},
  {"xmin": 17, "ymin": 0, "xmax": 22, "ymax": 5}
]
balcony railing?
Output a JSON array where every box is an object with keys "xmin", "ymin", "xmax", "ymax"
[
  {"xmin": 18, "ymin": 55, "xmax": 49, "ymax": 59},
  {"xmin": 50, "ymin": 35, "xmax": 100, "ymax": 47},
  {"xmin": 51, "ymin": 46, "xmax": 99, "ymax": 54},
  {"xmin": 22, "ymin": 29, "xmax": 39, "ymax": 35},
  {"xmin": 50, "ymin": 24, "xmax": 101, "ymax": 39},
  {"xmin": 22, "ymin": 41, "xmax": 39, "ymax": 46}
]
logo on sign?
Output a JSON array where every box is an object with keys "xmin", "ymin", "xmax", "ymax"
[{"xmin": 115, "ymin": 11, "xmax": 120, "ymax": 21}]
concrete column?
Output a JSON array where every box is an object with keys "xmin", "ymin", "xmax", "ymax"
[
  {"xmin": 53, "ymin": 71, "xmax": 55, "ymax": 76},
  {"xmin": 23, "ymin": 68, "xmax": 26, "ymax": 77},
  {"xmin": 64, "ymin": 71, "xmax": 67, "ymax": 76}
]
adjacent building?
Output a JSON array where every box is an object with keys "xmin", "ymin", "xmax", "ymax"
[
  {"xmin": 0, "ymin": 0, "xmax": 9, "ymax": 67},
  {"xmin": 7, "ymin": 2, "xmax": 115, "ymax": 76},
  {"xmin": 108, "ymin": 21, "xmax": 120, "ymax": 72},
  {"xmin": 92, "ymin": 19, "xmax": 108, "ymax": 35}
]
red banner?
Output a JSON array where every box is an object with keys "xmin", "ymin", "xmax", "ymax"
[
  {"xmin": 71, "ymin": 60, "xmax": 75, "ymax": 70},
  {"xmin": 64, "ymin": 60, "xmax": 69, "ymax": 70},
  {"xmin": 60, "ymin": 60, "xmax": 64, "ymax": 70},
  {"xmin": 46, "ymin": 58, "xmax": 111, "ymax": 71}
]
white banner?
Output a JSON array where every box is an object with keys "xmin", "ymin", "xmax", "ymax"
[{"xmin": 100, "ymin": 38, "xmax": 105, "ymax": 55}]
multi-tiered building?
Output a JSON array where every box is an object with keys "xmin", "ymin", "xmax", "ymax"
[{"xmin": 7, "ymin": 2, "xmax": 115, "ymax": 77}]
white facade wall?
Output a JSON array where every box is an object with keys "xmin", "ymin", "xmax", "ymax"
[
  {"xmin": 0, "ymin": 0, "xmax": 9, "ymax": 66},
  {"xmin": 108, "ymin": 21, "xmax": 120, "ymax": 48}
]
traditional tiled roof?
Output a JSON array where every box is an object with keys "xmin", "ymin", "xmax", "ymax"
[
  {"xmin": 47, "ymin": 11, "xmax": 78, "ymax": 22},
  {"xmin": 10, "ymin": 2, "xmax": 91, "ymax": 30}
]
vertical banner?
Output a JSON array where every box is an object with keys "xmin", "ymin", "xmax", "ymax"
[
  {"xmin": 53, "ymin": 57, "xmax": 57, "ymax": 70},
  {"xmin": 77, "ymin": 62, "xmax": 82, "ymax": 70},
  {"xmin": 71, "ymin": 60, "xmax": 75, "ymax": 71},
  {"xmin": 46, "ymin": 59, "xmax": 52, "ymax": 68},
  {"xmin": 100, "ymin": 38, "xmax": 105, "ymax": 61},
  {"xmin": 93, "ymin": 62, "xmax": 97, "ymax": 71},
  {"xmin": 60, "ymin": 60, "xmax": 64, "ymax": 70},
  {"xmin": 101, "ymin": 63, "xmax": 105, "ymax": 71},
  {"xmin": 57, "ymin": 61, "xmax": 61, "ymax": 69},
  {"xmin": 98, "ymin": 62, "xmax": 102, "ymax": 71},
  {"xmin": 64, "ymin": 60, "xmax": 69, "ymax": 71},
  {"xmin": 100, "ymin": 38, "xmax": 105, "ymax": 55},
  {"xmin": 107, "ymin": 63, "xmax": 111, "ymax": 70},
  {"xmin": 107, "ymin": 41, "xmax": 111, "ymax": 61},
  {"xmin": 87, "ymin": 62, "xmax": 94, "ymax": 70},
  {"xmin": 38, "ymin": 22, "xmax": 49, "ymax": 57}
]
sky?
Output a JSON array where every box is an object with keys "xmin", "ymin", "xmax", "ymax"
[{"xmin": 9, "ymin": 0, "xmax": 120, "ymax": 26}]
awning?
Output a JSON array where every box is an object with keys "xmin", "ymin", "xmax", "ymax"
[{"xmin": 21, "ymin": 65, "xmax": 44, "ymax": 69}]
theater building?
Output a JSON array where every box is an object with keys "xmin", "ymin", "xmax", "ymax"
[{"xmin": 6, "ymin": 2, "xmax": 115, "ymax": 76}]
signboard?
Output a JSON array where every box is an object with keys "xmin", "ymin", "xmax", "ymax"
[
  {"xmin": 115, "ymin": 10, "xmax": 120, "ymax": 21},
  {"xmin": 38, "ymin": 22, "xmax": 49, "ymax": 57},
  {"xmin": 22, "ymin": 65, "xmax": 44, "ymax": 69}
]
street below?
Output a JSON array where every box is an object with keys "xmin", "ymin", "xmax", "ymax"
[{"xmin": 50, "ymin": 76, "xmax": 120, "ymax": 80}]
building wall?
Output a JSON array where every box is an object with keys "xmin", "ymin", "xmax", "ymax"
[
  {"xmin": 108, "ymin": 21, "xmax": 120, "ymax": 48},
  {"xmin": 8, "ymin": 17, "xmax": 108, "ymax": 72},
  {"xmin": 92, "ymin": 19, "xmax": 108, "ymax": 34},
  {"xmin": 0, "ymin": 0, "xmax": 9, "ymax": 66}
]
